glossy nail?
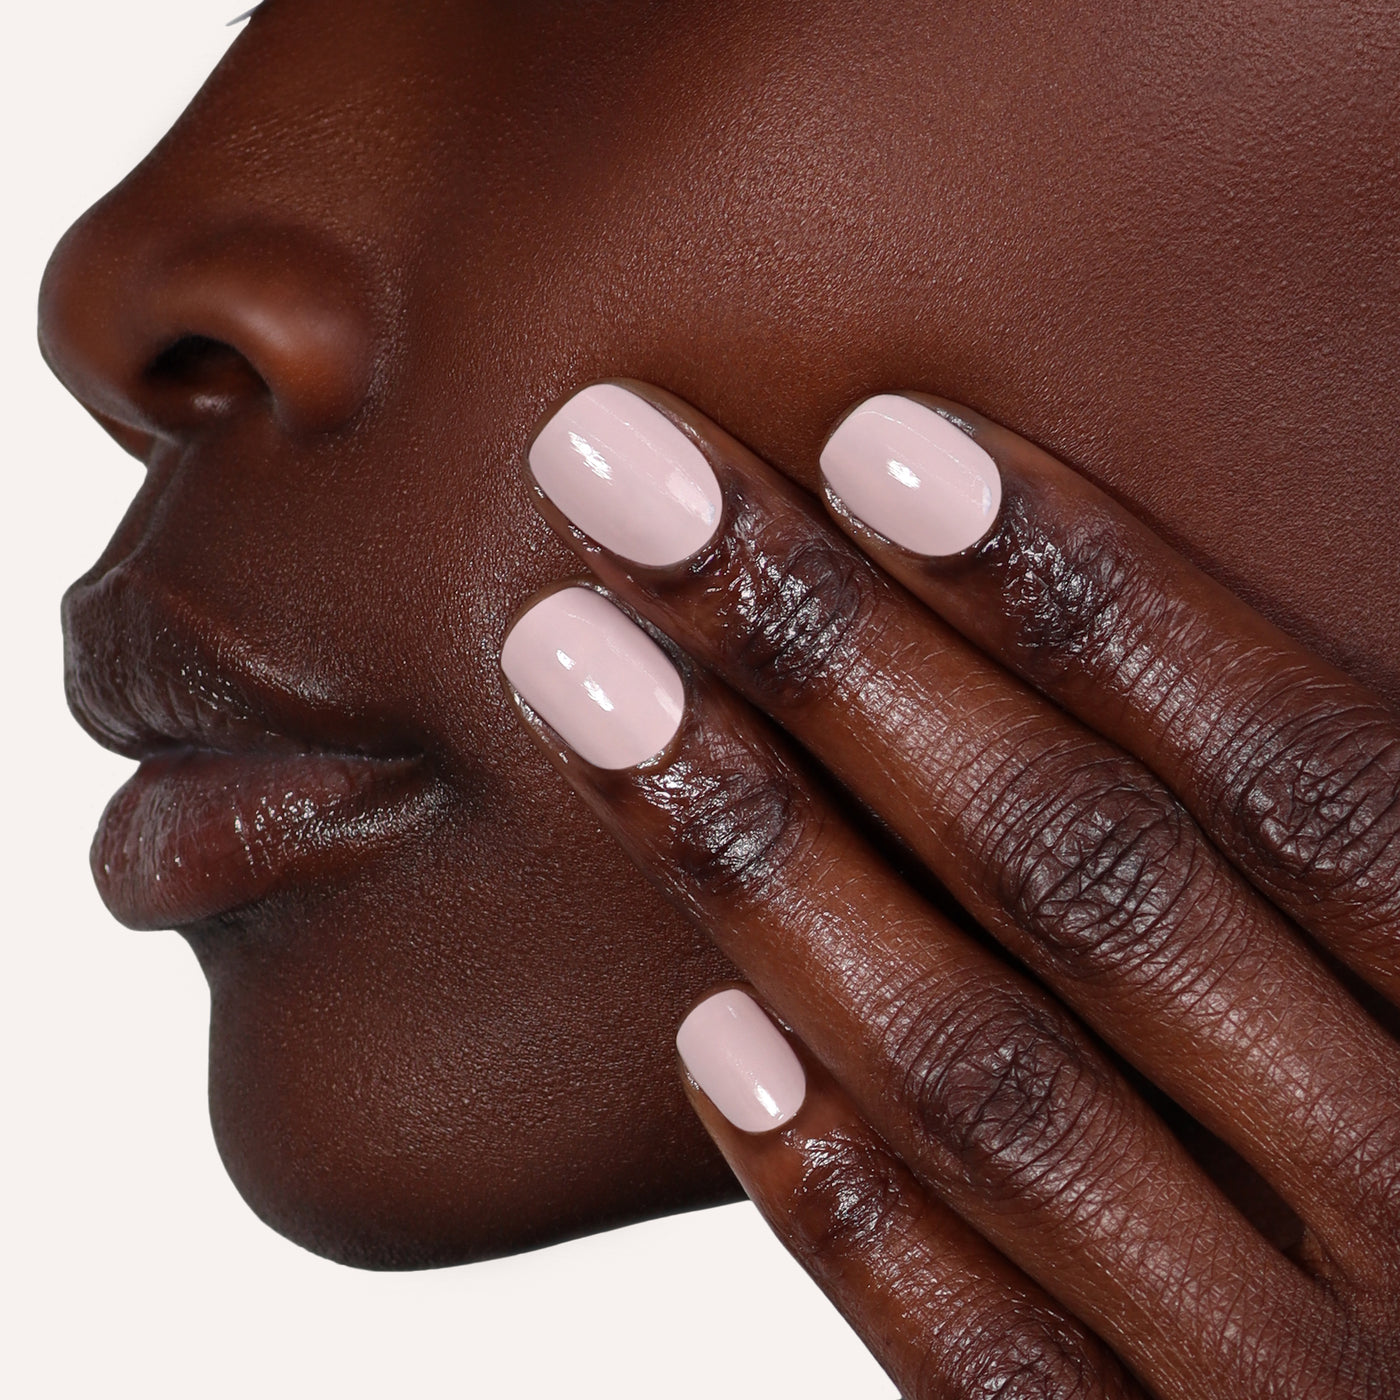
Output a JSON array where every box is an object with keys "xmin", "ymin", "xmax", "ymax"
[
  {"xmin": 677, "ymin": 989, "xmax": 806, "ymax": 1133},
  {"xmin": 820, "ymin": 394, "xmax": 1001, "ymax": 556},
  {"xmin": 502, "ymin": 586, "xmax": 684, "ymax": 769},
  {"xmin": 528, "ymin": 383, "xmax": 723, "ymax": 567}
]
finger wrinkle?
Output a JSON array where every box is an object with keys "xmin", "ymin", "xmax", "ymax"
[
  {"xmin": 708, "ymin": 494, "xmax": 882, "ymax": 708},
  {"xmin": 934, "ymin": 1313, "xmax": 1111, "ymax": 1400},
  {"xmin": 648, "ymin": 753, "xmax": 809, "ymax": 907},
  {"xmin": 967, "ymin": 741, "xmax": 1218, "ymax": 986},
  {"xmin": 785, "ymin": 1126, "xmax": 1134, "ymax": 1399},
  {"xmin": 787, "ymin": 1124, "xmax": 919, "ymax": 1261},
  {"xmin": 879, "ymin": 980, "xmax": 1117, "ymax": 1205},
  {"xmin": 985, "ymin": 489, "xmax": 1137, "ymax": 675},
  {"xmin": 1214, "ymin": 686, "xmax": 1400, "ymax": 915},
  {"xmin": 934, "ymin": 698, "xmax": 1074, "ymax": 827}
]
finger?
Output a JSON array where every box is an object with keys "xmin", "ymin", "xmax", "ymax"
[
  {"xmin": 674, "ymin": 986, "xmax": 1145, "ymax": 1400},
  {"xmin": 819, "ymin": 391, "xmax": 1400, "ymax": 1009},
  {"xmin": 518, "ymin": 381, "xmax": 1400, "ymax": 1285},
  {"xmin": 498, "ymin": 583, "xmax": 1331, "ymax": 1400}
]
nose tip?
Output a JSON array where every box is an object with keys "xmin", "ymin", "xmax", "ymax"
[{"xmin": 39, "ymin": 206, "xmax": 376, "ymax": 446}]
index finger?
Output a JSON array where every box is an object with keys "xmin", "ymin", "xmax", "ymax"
[{"xmin": 820, "ymin": 393, "xmax": 1400, "ymax": 1006}]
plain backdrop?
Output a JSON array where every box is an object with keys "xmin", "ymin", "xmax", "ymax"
[{"xmin": 2, "ymin": 4, "xmax": 893, "ymax": 1396}]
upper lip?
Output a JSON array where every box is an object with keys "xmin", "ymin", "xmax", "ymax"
[{"xmin": 64, "ymin": 561, "xmax": 414, "ymax": 765}]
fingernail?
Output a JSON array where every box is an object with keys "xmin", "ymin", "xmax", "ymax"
[
  {"xmin": 820, "ymin": 394, "xmax": 1001, "ymax": 556},
  {"xmin": 528, "ymin": 383, "xmax": 723, "ymax": 567},
  {"xmin": 677, "ymin": 989, "xmax": 806, "ymax": 1133},
  {"xmin": 502, "ymin": 586, "xmax": 684, "ymax": 769}
]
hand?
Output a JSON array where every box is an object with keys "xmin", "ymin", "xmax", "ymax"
[{"xmin": 501, "ymin": 381, "xmax": 1400, "ymax": 1398}]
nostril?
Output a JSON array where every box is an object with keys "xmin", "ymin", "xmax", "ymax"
[
  {"xmin": 143, "ymin": 334, "xmax": 270, "ymax": 424},
  {"xmin": 39, "ymin": 216, "xmax": 378, "ymax": 446}
]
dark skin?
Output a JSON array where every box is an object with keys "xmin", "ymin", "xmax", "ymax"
[
  {"xmin": 518, "ymin": 383, "xmax": 1400, "ymax": 1394},
  {"xmin": 36, "ymin": 0, "xmax": 1400, "ymax": 1388}
]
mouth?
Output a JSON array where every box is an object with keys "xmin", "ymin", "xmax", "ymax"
[
  {"xmin": 66, "ymin": 566, "xmax": 439, "ymax": 930},
  {"xmin": 93, "ymin": 747, "xmax": 432, "ymax": 929}
]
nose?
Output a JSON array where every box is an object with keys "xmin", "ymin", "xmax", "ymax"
[{"xmin": 39, "ymin": 197, "xmax": 376, "ymax": 453}]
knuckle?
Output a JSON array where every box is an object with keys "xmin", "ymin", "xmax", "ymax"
[
  {"xmin": 1219, "ymin": 690, "xmax": 1400, "ymax": 919},
  {"xmin": 663, "ymin": 752, "xmax": 808, "ymax": 904},
  {"xmin": 938, "ymin": 1311, "xmax": 1104, "ymax": 1400},
  {"xmin": 712, "ymin": 504, "xmax": 877, "ymax": 707},
  {"xmin": 884, "ymin": 982, "xmax": 1111, "ymax": 1200},
  {"xmin": 979, "ymin": 746, "xmax": 1212, "ymax": 985},
  {"xmin": 986, "ymin": 490, "xmax": 1143, "ymax": 677},
  {"xmin": 788, "ymin": 1130, "xmax": 1120, "ymax": 1400},
  {"xmin": 787, "ymin": 1126, "xmax": 914, "ymax": 1261}
]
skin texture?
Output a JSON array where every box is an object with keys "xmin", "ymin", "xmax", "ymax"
[
  {"xmin": 36, "ymin": 0, "xmax": 1400, "ymax": 1278},
  {"xmin": 518, "ymin": 383, "xmax": 1400, "ymax": 1396}
]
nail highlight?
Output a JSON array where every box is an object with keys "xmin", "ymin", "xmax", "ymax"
[
  {"xmin": 677, "ymin": 989, "xmax": 806, "ymax": 1133},
  {"xmin": 529, "ymin": 383, "xmax": 723, "ymax": 567},
  {"xmin": 502, "ymin": 586, "xmax": 684, "ymax": 769},
  {"xmin": 820, "ymin": 394, "xmax": 1001, "ymax": 556}
]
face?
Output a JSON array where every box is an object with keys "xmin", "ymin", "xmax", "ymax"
[{"xmin": 39, "ymin": 0, "xmax": 1400, "ymax": 1268}]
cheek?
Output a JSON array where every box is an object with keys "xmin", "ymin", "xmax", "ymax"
[
  {"xmin": 413, "ymin": 3, "xmax": 1400, "ymax": 708},
  {"xmin": 163, "ymin": 395, "xmax": 743, "ymax": 1263}
]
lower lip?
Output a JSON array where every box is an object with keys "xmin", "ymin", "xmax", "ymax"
[{"xmin": 92, "ymin": 748, "xmax": 435, "ymax": 929}]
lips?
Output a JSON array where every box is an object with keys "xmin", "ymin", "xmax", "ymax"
[{"xmin": 65, "ymin": 565, "xmax": 437, "ymax": 929}]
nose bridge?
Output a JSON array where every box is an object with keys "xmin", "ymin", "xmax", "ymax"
[{"xmin": 38, "ymin": 176, "xmax": 379, "ymax": 445}]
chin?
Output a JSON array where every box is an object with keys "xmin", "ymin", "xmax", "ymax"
[{"xmin": 180, "ymin": 876, "xmax": 742, "ymax": 1271}]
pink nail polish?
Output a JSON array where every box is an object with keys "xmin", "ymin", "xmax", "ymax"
[
  {"xmin": 677, "ymin": 989, "xmax": 806, "ymax": 1133},
  {"xmin": 528, "ymin": 383, "xmax": 723, "ymax": 567},
  {"xmin": 502, "ymin": 586, "xmax": 684, "ymax": 769},
  {"xmin": 820, "ymin": 394, "xmax": 1001, "ymax": 556}
]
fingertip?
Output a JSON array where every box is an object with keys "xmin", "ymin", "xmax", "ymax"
[
  {"xmin": 676, "ymin": 986, "xmax": 807, "ymax": 1135},
  {"xmin": 819, "ymin": 392, "xmax": 1002, "ymax": 559}
]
